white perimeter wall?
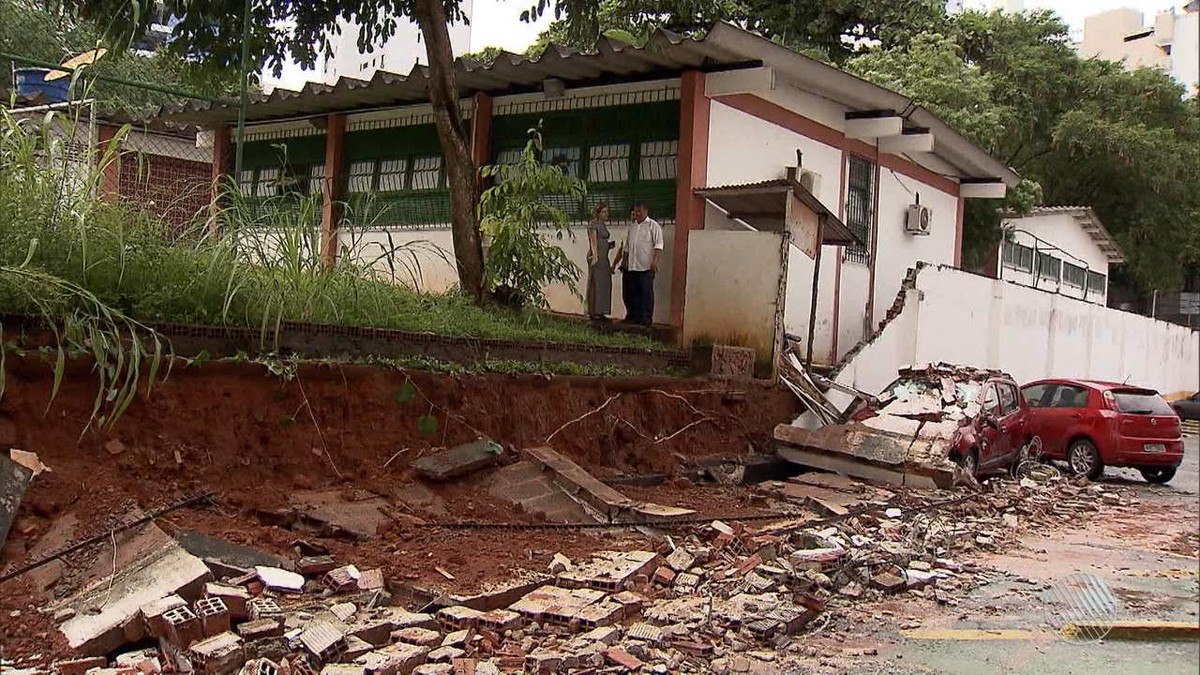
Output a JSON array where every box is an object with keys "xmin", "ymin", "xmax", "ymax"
[
  {"xmin": 833, "ymin": 265, "xmax": 1200, "ymax": 407},
  {"xmin": 336, "ymin": 223, "xmax": 675, "ymax": 322}
]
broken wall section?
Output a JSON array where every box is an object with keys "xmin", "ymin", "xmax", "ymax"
[{"xmin": 832, "ymin": 265, "xmax": 1200, "ymax": 408}]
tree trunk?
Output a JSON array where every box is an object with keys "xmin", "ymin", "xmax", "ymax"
[{"xmin": 413, "ymin": 0, "xmax": 486, "ymax": 302}]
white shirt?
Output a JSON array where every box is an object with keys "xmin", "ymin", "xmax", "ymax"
[{"xmin": 624, "ymin": 216, "xmax": 664, "ymax": 272}]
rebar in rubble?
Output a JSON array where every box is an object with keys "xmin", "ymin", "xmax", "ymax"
[{"xmin": 0, "ymin": 490, "xmax": 217, "ymax": 585}]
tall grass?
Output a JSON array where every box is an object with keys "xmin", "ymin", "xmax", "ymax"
[{"xmin": 0, "ymin": 108, "xmax": 660, "ymax": 374}]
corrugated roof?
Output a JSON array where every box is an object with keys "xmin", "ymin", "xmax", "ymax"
[
  {"xmin": 161, "ymin": 22, "xmax": 1018, "ymax": 185},
  {"xmin": 1014, "ymin": 206, "xmax": 1125, "ymax": 264},
  {"xmin": 163, "ymin": 28, "xmax": 746, "ymax": 125}
]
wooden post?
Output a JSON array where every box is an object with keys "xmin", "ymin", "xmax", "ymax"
[
  {"xmin": 95, "ymin": 124, "xmax": 121, "ymax": 202},
  {"xmin": 471, "ymin": 92, "xmax": 493, "ymax": 171},
  {"xmin": 669, "ymin": 70, "xmax": 710, "ymax": 330},
  {"xmin": 208, "ymin": 124, "xmax": 230, "ymax": 233},
  {"xmin": 320, "ymin": 114, "xmax": 346, "ymax": 268},
  {"xmin": 806, "ymin": 216, "xmax": 825, "ymax": 370}
]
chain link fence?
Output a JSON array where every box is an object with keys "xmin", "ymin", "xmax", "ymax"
[{"xmin": 2, "ymin": 0, "xmax": 240, "ymax": 231}]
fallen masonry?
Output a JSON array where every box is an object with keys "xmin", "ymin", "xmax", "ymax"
[{"xmin": 0, "ymin": 462, "xmax": 1145, "ymax": 674}]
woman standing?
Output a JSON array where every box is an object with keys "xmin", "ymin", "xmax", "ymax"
[{"xmin": 586, "ymin": 203, "xmax": 614, "ymax": 320}]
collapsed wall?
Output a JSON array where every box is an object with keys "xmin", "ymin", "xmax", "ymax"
[{"xmin": 831, "ymin": 264, "xmax": 1199, "ymax": 407}]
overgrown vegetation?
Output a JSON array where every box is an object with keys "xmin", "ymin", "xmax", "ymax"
[
  {"xmin": 479, "ymin": 128, "xmax": 587, "ymax": 309},
  {"xmin": 0, "ymin": 111, "xmax": 659, "ymax": 348}
]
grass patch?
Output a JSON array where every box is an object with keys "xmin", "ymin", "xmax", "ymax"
[{"xmin": 0, "ymin": 112, "xmax": 661, "ymax": 351}]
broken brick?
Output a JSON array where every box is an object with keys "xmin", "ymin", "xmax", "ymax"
[
  {"xmin": 163, "ymin": 605, "xmax": 203, "ymax": 650},
  {"xmin": 53, "ymin": 656, "xmax": 108, "ymax": 675},
  {"xmin": 195, "ymin": 597, "xmax": 231, "ymax": 637},
  {"xmin": 296, "ymin": 556, "xmax": 337, "ymax": 576},
  {"xmin": 603, "ymin": 648, "xmax": 644, "ymax": 671}
]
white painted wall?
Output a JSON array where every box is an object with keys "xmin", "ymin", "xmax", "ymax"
[
  {"xmin": 833, "ymin": 265, "xmax": 1200, "ymax": 408},
  {"xmin": 999, "ymin": 211, "xmax": 1111, "ymax": 305},
  {"xmin": 683, "ymin": 230, "xmax": 786, "ymax": 359},
  {"xmin": 336, "ymin": 223, "xmax": 675, "ymax": 322},
  {"xmin": 871, "ymin": 168, "xmax": 958, "ymax": 326},
  {"xmin": 704, "ymin": 96, "xmax": 964, "ymax": 364}
]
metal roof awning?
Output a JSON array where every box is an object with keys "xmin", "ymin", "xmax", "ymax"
[{"xmin": 695, "ymin": 178, "xmax": 860, "ymax": 246}]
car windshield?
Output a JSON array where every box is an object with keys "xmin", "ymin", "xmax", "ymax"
[{"xmin": 1111, "ymin": 390, "xmax": 1175, "ymax": 415}]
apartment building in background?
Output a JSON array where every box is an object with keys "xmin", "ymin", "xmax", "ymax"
[
  {"xmin": 1078, "ymin": 3, "xmax": 1200, "ymax": 97},
  {"xmin": 262, "ymin": 3, "xmax": 475, "ymax": 91}
]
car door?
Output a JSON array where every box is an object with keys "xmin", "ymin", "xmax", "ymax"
[
  {"xmin": 1021, "ymin": 382, "xmax": 1056, "ymax": 453},
  {"xmin": 977, "ymin": 382, "xmax": 1007, "ymax": 468},
  {"xmin": 1030, "ymin": 383, "xmax": 1091, "ymax": 459},
  {"xmin": 994, "ymin": 381, "xmax": 1025, "ymax": 467}
]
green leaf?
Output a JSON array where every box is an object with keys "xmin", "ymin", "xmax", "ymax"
[
  {"xmin": 417, "ymin": 413, "xmax": 438, "ymax": 436},
  {"xmin": 394, "ymin": 379, "xmax": 416, "ymax": 404}
]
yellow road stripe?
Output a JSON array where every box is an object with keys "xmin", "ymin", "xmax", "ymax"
[
  {"xmin": 1061, "ymin": 620, "xmax": 1200, "ymax": 641},
  {"xmin": 901, "ymin": 629, "xmax": 1044, "ymax": 641}
]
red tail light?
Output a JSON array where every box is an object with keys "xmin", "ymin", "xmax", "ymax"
[{"xmin": 1102, "ymin": 390, "xmax": 1117, "ymax": 411}]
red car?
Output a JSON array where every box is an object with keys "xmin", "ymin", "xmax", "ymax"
[
  {"xmin": 1020, "ymin": 379, "xmax": 1184, "ymax": 484},
  {"xmin": 949, "ymin": 377, "xmax": 1030, "ymax": 477}
]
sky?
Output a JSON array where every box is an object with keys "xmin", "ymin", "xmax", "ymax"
[
  {"xmin": 265, "ymin": 0, "xmax": 1185, "ymax": 89},
  {"xmin": 467, "ymin": 0, "xmax": 1185, "ymax": 52}
]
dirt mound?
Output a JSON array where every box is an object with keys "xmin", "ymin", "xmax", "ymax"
[{"xmin": 0, "ymin": 357, "xmax": 795, "ymax": 662}]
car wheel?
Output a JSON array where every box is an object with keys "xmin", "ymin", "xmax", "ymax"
[
  {"xmin": 1138, "ymin": 467, "xmax": 1176, "ymax": 484},
  {"xmin": 1067, "ymin": 439, "xmax": 1103, "ymax": 480},
  {"xmin": 958, "ymin": 449, "xmax": 979, "ymax": 478}
]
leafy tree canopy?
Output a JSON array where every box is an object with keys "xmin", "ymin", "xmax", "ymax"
[
  {"xmin": 527, "ymin": 0, "xmax": 947, "ymax": 61},
  {"xmin": 1, "ymin": 0, "xmax": 239, "ymax": 115},
  {"xmin": 846, "ymin": 10, "xmax": 1200, "ymax": 291}
]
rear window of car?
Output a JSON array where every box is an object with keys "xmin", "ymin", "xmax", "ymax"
[{"xmin": 1111, "ymin": 390, "xmax": 1175, "ymax": 415}]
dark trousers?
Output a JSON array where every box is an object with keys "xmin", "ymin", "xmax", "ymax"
[{"xmin": 622, "ymin": 270, "xmax": 655, "ymax": 326}]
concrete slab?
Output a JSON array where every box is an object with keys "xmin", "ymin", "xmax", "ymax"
[
  {"xmin": 411, "ymin": 441, "xmax": 502, "ymax": 481},
  {"xmin": 175, "ymin": 530, "xmax": 289, "ymax": 573},
  {"xmin": 524, "ymin": 447, "xmax": 694, "ymax": 521},
  {"xmin": 289, "ymin": 490, "xmax": 392, "ymax": 541},
  {"xmin": 0, "ymin": 452, "xmax": 34, "ymax": 550},
  {"xmin": 775, "ymin": 424, "xmax": 955, "ymax": 489},
  {"xmin": 55, "ymin": 523, "xmax": 212, "ymax": 655}
]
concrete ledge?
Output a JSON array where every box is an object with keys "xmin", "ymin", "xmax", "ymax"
[{"xmin": 1061, "ymin": 620, "xmax": 1200, "ymax": 641}]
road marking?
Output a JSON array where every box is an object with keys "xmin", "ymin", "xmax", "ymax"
[
  {"xmin": 1061, "ymin": 620, "xmax": 1200, "ymax": 641},
  {"xmin": 901, "ymin": 629, "xmax": 1046, "ymax": 641}
]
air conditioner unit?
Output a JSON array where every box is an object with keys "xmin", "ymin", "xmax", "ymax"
[
  {"xmin": 905, "ymin": 203, "xmax": 931, "ymax": 235},
  {"xmin": 798, "ymin": 169, "xmax": 821, "ymax": 196}
]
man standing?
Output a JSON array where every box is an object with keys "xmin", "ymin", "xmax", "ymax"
[{"xmin": 613, "ymin": 202, "xmax": 664, "ymax": 326}]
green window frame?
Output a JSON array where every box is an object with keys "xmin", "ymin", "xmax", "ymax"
[
  {"xmin": 342, "ymin": 124, "xmax": 451, "ymax": 226},
  {"xmin": 1087, "ymin": 270, "xmax": 1106, "ymax": 295},
  {"xmin": 490, "ymin": 101, "xmax": 681, "ymax": 221}
]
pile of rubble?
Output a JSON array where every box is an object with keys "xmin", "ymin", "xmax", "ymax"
[
  {"xmin": 17, "ymin": 467, "xmax": 1139, "ymax": 675},
  {"xmin": 776, "ymin": 363, "xmax": 1016, "ymax": 489}
]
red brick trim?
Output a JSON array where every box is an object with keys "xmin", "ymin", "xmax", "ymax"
[
  {"xmin": 712, "ymin": 94, "xmax": 960, "ymax": 197},
  {"xmin": 670, "ymin": 71, "xmax": 710, "ymax": 329},
  {"xmin": 95, "ymin": 124, "xmax": 121, "ymax": 202},
  {"xmin": 954, "ymin": 195, "xmax": 966, "ymax": 268},
  {"xmin": 830, "ymin": 147, "xmax": 848, "ymax": 361},
  {"xmin": 320, "ymin": 114, "xmax": 346, "ymax": 268},
  {"xmin": 471, "ymin": 92, "xmax": 493, "ymax": 170}
]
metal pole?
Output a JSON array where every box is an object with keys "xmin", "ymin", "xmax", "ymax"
[
  {"xmin": 233, "ymin": 0, "xmax": 253, "ymax": 180},
  {"xmin": 1151, "ymin": 289, "xmax": 1158, "ymax": 318}
]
